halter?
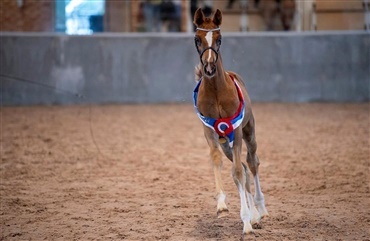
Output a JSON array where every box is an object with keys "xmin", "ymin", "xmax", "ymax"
[
  {"xmin": 196, "ymin": 27, "xmax": 220, "ymax": 32},
  {"xmin": 195, "ymin": 27, "xmax": 221, "ymax": 66},
  {"xmin": 193, "ymin": 73, "xmax": 245, "ymax": 148}
]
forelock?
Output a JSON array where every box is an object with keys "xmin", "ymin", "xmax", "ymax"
[{"xmin": 200, "ymin": 18, "xmax": 217, "ymax": 28}]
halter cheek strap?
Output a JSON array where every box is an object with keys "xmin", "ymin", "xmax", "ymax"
[{"xmin": 195, "ymin": 27, "xmax": 221, "ymax": 65}]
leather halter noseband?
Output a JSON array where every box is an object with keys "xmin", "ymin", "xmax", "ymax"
[{"xmin": 195, "ymin": 27, "xmax": 221, "ymax": 66}]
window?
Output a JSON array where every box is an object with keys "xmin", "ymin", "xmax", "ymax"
[{"xmin": 65, "ymin": 0, "xmax": 105, "ymax": 34}]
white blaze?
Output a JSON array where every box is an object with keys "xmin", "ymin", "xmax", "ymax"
[{"xmin": 205, "ymin": 31, "xmax": 213, "ymax": 62}]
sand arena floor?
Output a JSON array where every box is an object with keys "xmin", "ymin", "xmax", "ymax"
[{"xmin": 1, "ymin": 103, "xmax": 369, "ymax": 240}]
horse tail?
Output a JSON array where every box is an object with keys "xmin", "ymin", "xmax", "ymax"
[{"xmin": 194, "ymin": 63, "xmax": 202, "ymax": 81}]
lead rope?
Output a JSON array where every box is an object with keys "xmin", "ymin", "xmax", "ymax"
[{"xmin": 0, "ymin": 73, "xmax": 104, "ymax": 159}]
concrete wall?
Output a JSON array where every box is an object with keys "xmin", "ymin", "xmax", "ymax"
[{"xmin": 1, "ymin": 32, "xmax": 369, "ymax": 105}]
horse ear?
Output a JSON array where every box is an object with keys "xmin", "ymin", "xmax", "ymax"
[
  {"xmin": 212, "ymin": 9, "xmax": 222, "ymax": 26},
  {"xmin": 193, "ymin": 8, "xmax": 205, "ymax": 26}
]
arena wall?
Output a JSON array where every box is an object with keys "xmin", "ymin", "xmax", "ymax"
[{"xmin": 1, "ymin": 31, "xmax": 369, "ymax": 105}]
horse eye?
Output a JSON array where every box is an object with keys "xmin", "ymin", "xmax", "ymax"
[
  {"xmin": 216, "ymin": 36, "xmax": 222, "ymax": 46},
  {"xmin": 194, "ymin": 37, "xmax": 201, "ymax": 47}
]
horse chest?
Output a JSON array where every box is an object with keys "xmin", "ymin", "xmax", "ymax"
[
  {"xmin": 198, "ymin": 97, "xmax": 238, "ymax": 119},
  {"xmin": 196, "ymin": 76, "xmax": 240, "ymax": 120}
]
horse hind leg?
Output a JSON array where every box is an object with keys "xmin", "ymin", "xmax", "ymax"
[
  {"xmin": 241, "ymin": 162, "xmax": 262, "ymax": 229},
  {"xmin": 249, "ymin": 153, "xmax": 269, "ymax": 218},
  {"xmin": 243, "ymin": 118, "xmax": 269, "ymax": 219}
]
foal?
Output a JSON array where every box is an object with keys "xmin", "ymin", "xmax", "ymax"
[{"xmin": 192, "ymin": 8, "xmax": 268, "ymax": 234}]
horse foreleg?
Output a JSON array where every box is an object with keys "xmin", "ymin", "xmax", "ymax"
[
  {"xmin": 204, "ymin": 127, "xmax": 229, "ymax": 218},
  {"xmin": 220, "ymin": 134, "xmax": 260, "ymax": 226},
  {"xmin": 231, "ymin": 129, "xmax": 254, "ymax": 234}
]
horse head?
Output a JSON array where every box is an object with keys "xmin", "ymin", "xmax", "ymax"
[{"xmin": 193, "ymin": 8, "xmax": 223, "ymax": 78}]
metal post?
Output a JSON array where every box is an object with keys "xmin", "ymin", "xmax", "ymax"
[
  {"xmin": 240, "ymin": 0, "xmax": 248, "ymax": 31},
  {"xmin": 294, "ymin": 0, "xmax": 302, "ymax": 31},
  {"xmin": 311, "ymin": 1, "xmax": 317, "ymax": 31},
  {"xmin": 365, "ymin": 0, "xmax": 370, "ymax": 31},
  {"xmin": 125, "ymin": 0, "xmax": 131, "ymax": 32}
]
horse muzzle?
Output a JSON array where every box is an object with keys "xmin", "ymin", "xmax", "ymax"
[
  {"xmin": 204, "ymin": 62, "xmax": 216, "ymax": 77},
  {"xmin": 199, "ymin": 46, "xmax": 219, "ymax": 77}
]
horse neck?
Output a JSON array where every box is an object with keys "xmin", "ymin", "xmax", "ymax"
[{"xmin": 199, "ymin": 54, "xmax": 239, "ymax": 118}]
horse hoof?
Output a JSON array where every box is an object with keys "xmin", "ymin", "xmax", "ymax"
[
  {"xmin": 257, "ymin": 206, "xmax": 269, "ymax": 218},
  {"xmin": 259, "ymin": 209, "xmax": 269, "ymax": 219},
  {"xmin": 242, "ymin": 222, "xmax": 254, "ymax": 234},
  {"xmin": 261, "ymin": 212, "xmax": 269, "ymax": 219},
  {"xmin": 252, "ymin": 222, "xmax": 262, "ymax": 229},
  {"xmin": 241, "ymin": 231, "xmax": 254, "ymax": 241},
  {"xmin": 217, "ymin": 208, "xmax": 229, "ymax": 218}
]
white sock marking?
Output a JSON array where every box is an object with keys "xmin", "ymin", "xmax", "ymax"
[
  {"xmin": 238, "ymin": 184, "xmax": 253, "ymax": 233},
  {"xmin": 238, "ymin": 184, "xmax": 250, "ymax": 222},
  {"xmin": 254, "ymin": 174, "xmax": 264, "ymax": 202},
  {"xmin": 247, "ymin": 192, "xmax": 261, "ymax": 224},
  {"xmin": 254, "ymin": 174, "xmax": 269, "ymax": 216},
  {"xmin": 217, "ymin": 192, "xmax": 227, "ymax": 210}
]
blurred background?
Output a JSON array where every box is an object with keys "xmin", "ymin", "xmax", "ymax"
[
  {"xmin": 0, "ymin": 2, "xmax": 369, "ymax": 240},
  {"xmin": 0, "ymin": 0, "xmax": 369, "ymax": 105},
  {"xmin": 0, "ymin": 0, "xmax": 369, "ymax": 33}
]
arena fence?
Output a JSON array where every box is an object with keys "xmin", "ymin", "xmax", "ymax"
[{"xmin": 1, "ymin": 31, "xmax": 368, "ymax": 105}]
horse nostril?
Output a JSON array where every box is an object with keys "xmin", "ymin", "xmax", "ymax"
[{"xmin": 204, "ymin": 64, "xmax": 216, "ymax": 76}]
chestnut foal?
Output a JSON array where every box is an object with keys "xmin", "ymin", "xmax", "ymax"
[{"xmin": 192, "ymin": 8, "xmax": 268, "ymax": 234}]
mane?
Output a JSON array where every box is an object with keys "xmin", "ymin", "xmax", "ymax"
[{"xmin": 194, "ymin": 63, "xmax": 202, "ymax": 81}]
